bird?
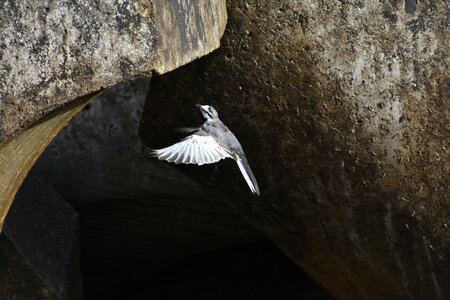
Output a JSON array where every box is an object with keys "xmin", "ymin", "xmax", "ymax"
[{"xmin": 150, "ymin": 104, "xmax": 260, "ymax": 195}]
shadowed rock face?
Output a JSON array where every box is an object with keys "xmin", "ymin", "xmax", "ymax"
[
  {"xmin": 0, "ymin": 176, "xmax": 81, "ymax": 300},
  {"xmin": 141, "ymin": 0, "xmax": 449, "ymax": 298}
]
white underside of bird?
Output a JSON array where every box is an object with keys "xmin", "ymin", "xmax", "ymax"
[
  {"xmin": 151, "ymin": 134, "xmax": 259, "ymax": 195},
  {"xmin": 151, "ymin": 135, "xmax": 231, "ymax": 166}
]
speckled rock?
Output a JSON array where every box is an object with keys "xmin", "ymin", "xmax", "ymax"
[
  {"xmin": 0, "ymin": 0, "xmax": 226, "ymax": 144},
  {"xmin": 141, "ymin": 0, "xmax": 449, "ymax": 299}
]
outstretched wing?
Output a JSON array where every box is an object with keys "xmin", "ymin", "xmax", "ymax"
[{"xmin": 150, "ymin": 135, "xmax": 232, "ymax": 165}]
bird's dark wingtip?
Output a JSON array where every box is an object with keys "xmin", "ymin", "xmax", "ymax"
[{"xmin": 144, "ymin": 147, "xmax": 159, "ymax": 157}]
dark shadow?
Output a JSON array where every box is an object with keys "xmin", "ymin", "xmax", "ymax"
[{"xmin": 83, "ymin": 241, "xmax": 333, "ymax": 300}]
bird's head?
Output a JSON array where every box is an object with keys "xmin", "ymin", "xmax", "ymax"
[{"xmin": 197, "ymin": 104, "xmax": 219, "ymax": 121}]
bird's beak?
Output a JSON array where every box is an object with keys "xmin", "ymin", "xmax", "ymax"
[{"xmin": 196, "ymin": 104, "xmax": 203, "ymax": 110}]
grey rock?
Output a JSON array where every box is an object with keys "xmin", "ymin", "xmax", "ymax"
[
  {"xmin": 141, "ymin": 1, "xmax": 449, "ymax": 299},
  {"xmin": 0, "ymin": 0, "xmax": 227, "ymax": 144},
  {"xmin": 0, "ymin": 175, "xmax": 81, "ymax": 300}
]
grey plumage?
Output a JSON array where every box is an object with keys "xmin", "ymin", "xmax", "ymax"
[{"xmin": 150, "ymin": 104, "xmax": 260, "ymax": 195}]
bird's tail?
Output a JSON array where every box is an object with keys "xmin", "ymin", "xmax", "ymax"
[{"xmin": 236, "ymin": 157, "xmax": 260, "ymax": 196}]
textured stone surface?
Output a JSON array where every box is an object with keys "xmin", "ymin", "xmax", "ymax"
[
  {"xmin": 0, "ymin": 0, "xmax": 227, "ymax": 144},
  {"xmin": 0, "ymin": 175, "xmax": 81, "ymax": 300},
  {"xmin": 0, "ymin": 94, "xmax": 94, "ymax": 231},
  {"xmin": 154, "ymin": 0, "xmax": 227, "ymax": 73},
  {"xmin": 0, "ymin": 0, "xmax": 227, "ymax": 239},
  {"xmin": 33, "ymin": 79, "xmax": 262, "ymax": 272},
  {"xmin": 141, "ymin": 1, "xmax": 449, "ymax": 299}
]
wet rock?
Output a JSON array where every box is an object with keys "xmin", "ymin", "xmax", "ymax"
[
  {"xmin": 141, "ymin": 1, "xmax": 449, "ymax": 299},
  {"xmin": 0, "ymin": 175, "xmax": 81, "ymax": 300}
]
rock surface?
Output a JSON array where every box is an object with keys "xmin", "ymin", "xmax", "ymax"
[
  {"xmin": 141, "ymin": 1, "xmax": 449, "ymax": 299},
  {"xmin": 0, "ymin": 0, "xmax": 226, "ymax": 144},
  {"xmin": 0, "ymin": 175, "xmax": 82, "ymax": 300},
  {"xmin": 0, "ymin": 0, "xmax": 226, "ymax": 231},
  {"xmin": 0, "ymin": 94, "xmax": 94, "ymax": 231}
]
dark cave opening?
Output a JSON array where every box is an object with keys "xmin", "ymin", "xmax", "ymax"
[{"xmin": 83, "ymin": 241, "xmax": 332, "ymax": 300}]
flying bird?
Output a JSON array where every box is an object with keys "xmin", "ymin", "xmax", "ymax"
[{"xmin": 150, "ymin": 104, "xmax": 260, "ymax": 195}]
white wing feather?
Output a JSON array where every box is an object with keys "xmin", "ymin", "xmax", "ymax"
[{"xmin": 152, "ymin": 135, "xmax": 231, "ymax": 165}]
